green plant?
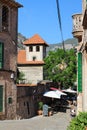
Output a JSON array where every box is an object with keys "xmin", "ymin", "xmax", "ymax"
[
  {"xmin": 67, "ymin": 112, "xmax": 87, "ymax": 130},
  {"xmin": 16, "ymin": 71, "xmax": 25, "ymax": 83},
  {"xmin": 38, "ymin": 101, "xmax": 43, "ymax": 110},
  {"xmin": 44, "ymin": 48, "xmax": 77, "ymax": 89}
]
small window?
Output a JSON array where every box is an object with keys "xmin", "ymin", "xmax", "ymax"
[
  {"xmin": 0, "ymin": 86, "xmax": 3, "ymax": 112},
  {"xmin": 33, "ymin": 56, "xmax": 36, "ymax": 61},
  {"xmin": 36, "ymin": 46, "xmax": 40, "ymax": 52},
  {"xmin": 29, "ymin": 46, "xmax": 33, "ymax": 52},
  {"xmin": 2, "ymin": 6, "xmax": 9, "ymax": 31},
  {"xmin": 27, "ymin": 102, "xmax": 30, "ymax": 115},
  {"xmin": 8, "ymin": 97, "xmax": 12, "ymax": 104},
  {"xmin": 0, "ymin": 42, "xmax": 4, "ymax": 69}
]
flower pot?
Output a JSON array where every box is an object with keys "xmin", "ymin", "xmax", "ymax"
[
  {"xmin": 37, "ymin": 110, "xmax": 43, "ymax": 115},
  {"xmin": 48, "ymin": 111, "xmax": 53, "ymax": 116}
]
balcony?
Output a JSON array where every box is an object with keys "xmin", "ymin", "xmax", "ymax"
[{"xmin": 72, "ymin": 14, "xmax": 83, "ymax": 42}]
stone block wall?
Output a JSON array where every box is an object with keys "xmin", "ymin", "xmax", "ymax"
[
  {"xmin": 0, "ymin": 71, "xmax": 17, "ymax": 120},
  {"xmin": 17, "ymin": 86, "xmax": 36, "ymax": 119}
]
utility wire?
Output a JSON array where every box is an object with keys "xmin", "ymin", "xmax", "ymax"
[{"xmin": 56, "ymin": 0, "xmax": 65, "ymax": 51}]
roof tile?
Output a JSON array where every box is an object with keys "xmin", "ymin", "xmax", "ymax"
[{"xmin": 23, "ymin": 34, "xmax": 49, "ymax": 46}]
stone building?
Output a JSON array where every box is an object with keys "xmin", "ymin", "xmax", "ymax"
[
  {"xmin": 16, "ymin": 81, "xmax": 52, "ymax": 119},
  {"xmin": 17, "ymin": 34, "xmax": 52, "ymax": 119},
  {"xmin": 17, "ymin": 34, "xmax": 49, "ymax": 85},
  {"xmin": 0, "ymin": 0, "xmax": 22, "ymax": 119},
  {"xmin": 72, "ymin": 0, "xmax": 87, "ymax": 113}
]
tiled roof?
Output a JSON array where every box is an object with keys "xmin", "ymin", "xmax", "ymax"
[
  {"xmin": 23, "ymin": 34, "xmax": 49, "ymax": 46},
  {"xmin": 17, "ymin": 50, "xmax": 45, "ymax": 65}
]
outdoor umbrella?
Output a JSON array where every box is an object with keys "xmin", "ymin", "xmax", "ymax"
[
  {"xmin": 50, "ymin": 87, "xmax": 67, "ymax": 96},
  {"xmin": 62, "ymin": 88, "xmax": 77, "ymax": 93},
  {"xmin": 43, "ymin": 91, "xmax": 60, "ymax": 99},
  {"xmin": 56, "ymin": 90, "xmax": 67, "ymax": 95}
]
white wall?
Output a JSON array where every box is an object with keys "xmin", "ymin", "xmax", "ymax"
[
  {"xmin": 18, "ymin": 66, "xmax": 43, "ymax": 84},
  {"xmin": 26, "ymin": 46, "xmax": 43, "ymax": 61}
]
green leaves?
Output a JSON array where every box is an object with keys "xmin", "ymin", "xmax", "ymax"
[
  {"xmin": 67, "ymin": 112, "xmax": 87, "ymax": 130},
  {"xmin": 44, "ymin": 48, "xmax": 77, "ymax": 89}
]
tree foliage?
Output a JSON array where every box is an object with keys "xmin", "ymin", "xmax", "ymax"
[
  {"xmin": 44, "ymin": 48, "xmax": 77, "ymax": 89},
  {"xmin": 67, "ymin": 112, "xmax": 87, "ymax": 130}
]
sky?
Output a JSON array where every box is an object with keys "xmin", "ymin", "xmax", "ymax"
[{"xmin": 16, "ymin": 0, "xmax": 82, "ymax": 44}]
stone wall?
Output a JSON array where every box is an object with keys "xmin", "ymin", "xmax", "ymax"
[
  {"xmin": 0, "ymin": 71, "xmax": 17, "ymax": 120},
  {"xmin": 18, "ymin": 66, "xmax": 43, "ymax": 84},
  {"xmin": 17, "ymin": 86, "xmax": 36, "ymax": 119},
  {"xmin": 16, "ymin": 81, "xmax": 53, "ymax": 119}
]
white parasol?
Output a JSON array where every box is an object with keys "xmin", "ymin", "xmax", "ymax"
[
  {"xmin": 62, "ymin": 88, "xmax": 77, "ymax": 93},
  {"xmin": 56, "ymin": 90, "xmax": 67, "ymax": 95},
  {"xmin": 43, "ymin": 91, "xmax": 61, "ymax": 99}
]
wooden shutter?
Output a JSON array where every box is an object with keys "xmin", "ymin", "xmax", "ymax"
[
  {"xmin": 0, "ymin": 86, "xmax": 3, "ymax": 112},
  {"xmin": 78, "ymin": 52, "xmax": 82, "ymax": 92},
  {"xmin": 0, "ymin": 43, "xmax": 3, "ymax": 68}
]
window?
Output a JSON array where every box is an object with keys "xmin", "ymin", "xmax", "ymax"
[
  {"xmin": 27, "ymin": 102, "xmax": 30, "ymax": 115},
  {"xmin": 29, "ymin": 46, "xmax": 33, "ymax": 52},
  {"xmin": 0, "ymin": 42, "xmax": 4, "ymax": 69},
  {"xmin": 0, "ymin": 86, "xmax": 3, "ymax": 112},
  {"xmin": 2, "ymin": 6, "xmax": 9, "ymax": 31},
  {"xmin": 33, "ymin": 56, "xmax": 36, "ymax": 61},
  {"xmin": 8, "ymin": 97, "xmax": 12, "ymax": 104},
  {"xmin": 36, "ymin": 46, "xmax": 40, "ymax": 52}
]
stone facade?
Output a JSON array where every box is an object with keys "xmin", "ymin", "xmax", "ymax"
[
  {"xmin": 18, "ymin": 66, "xmax": 43, "ymax": 84},
  {"xmin": 16, "ymin": 81, "xmax": 53, "ymax": 119},
  {"xmin": 72, "ymin": 0, "xmax": 87, "ymax": 114},
  {"xmin": 17, "ymin": 85, "xmax": 37, "ymax": 119},
  {"xmin": 0, "ymin": 0, "xmax": 22, "ymax": 119}
]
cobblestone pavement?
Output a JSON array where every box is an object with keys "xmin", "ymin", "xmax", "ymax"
[{"xmin": 0, "ymin": 109, "xmax": 71, "ymax": 130}]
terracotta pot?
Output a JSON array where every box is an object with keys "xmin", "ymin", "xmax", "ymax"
[
  {"xmin": 48, "ymin": 111, "xmax": 53, "ymax": 116},
  {"xmin": 37, "ymin": 110, "xmax": 43, "ymax": 115}
]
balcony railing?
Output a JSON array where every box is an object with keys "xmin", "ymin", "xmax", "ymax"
[
  {"xmin": 72, "ymin": 14, "xmax": 83, "ymax": 33},
  {"xmin": 72, "ymin": 14, "xmax": 83, "ymax": 40}
]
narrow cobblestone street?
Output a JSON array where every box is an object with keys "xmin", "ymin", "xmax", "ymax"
[{"xmin": 0, "ymin": 109, "xmax": 71, "ymax": 130}]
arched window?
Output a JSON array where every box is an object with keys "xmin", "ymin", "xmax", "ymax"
[
  {"xmin": 29, "ymin": 46, "xmax": 33, "ymax": 52},
  {"xmin": 2, "ymin": 6, "xmax": 9, "ymax": 31},
  {"xmin": 36, "ymin": 46, "xmax": 40, "ymax": 52}
]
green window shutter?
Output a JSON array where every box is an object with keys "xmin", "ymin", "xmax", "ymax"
[
  {"xmin": 78, "ymin": 52, "xmax": 82, "ymax": 92},
  {"xmin": 0, "ymin": 86, "xmax": 3, "ymax": 112},
  {"xmin": 0, "ymin": 43, "xmax": 3, "ymax": 68}
]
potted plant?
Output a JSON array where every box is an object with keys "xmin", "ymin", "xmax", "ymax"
[{"xmin": 37, "ymin": 101, "xmax": 43, "ymax": 115}]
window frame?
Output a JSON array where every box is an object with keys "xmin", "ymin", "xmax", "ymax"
[
  {"xmin": 32, "ymin": 56, "xmax": 36, "ymax": 61},
  {"xmin": 29, "ymin": 46, "xmax": 33, "ymax": 52},
  {"xmin": 2, "ymin": 5, "xmax": 9, "ymax": 31},
  {"xmin": 0, "ymin": 42, "xmax": 4, "ymax": 69},
  {"xmin": 36, "ymin": 46, "xmax": 40, "ymax": 52},
  {"xmin": 0, "ymin": 85, "xmax": 3, "ymax": 112}
]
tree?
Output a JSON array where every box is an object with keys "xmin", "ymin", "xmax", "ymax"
[{"xmin": 44, "ymin": 48, "xmax": 77, "ymax": 89}]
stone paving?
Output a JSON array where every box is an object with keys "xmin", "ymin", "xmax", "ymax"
[{"xmin": 0, "ymin": 109, "xmax": 71, "ymax": 130}]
